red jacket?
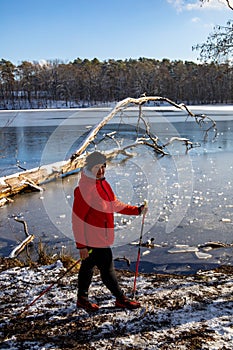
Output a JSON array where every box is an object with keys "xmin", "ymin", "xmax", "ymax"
[{"xmin": 72, "ymin": 170, "xmax": 140, "ymax": 248}]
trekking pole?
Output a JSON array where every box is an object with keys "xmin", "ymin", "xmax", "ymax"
[
  {"xmin": 133, "ymin": 200, "xmax": 148, "ymax": 298},
  {"xmin": 19, "ymin": 249, "xmax": 92, "ymax": 317}
]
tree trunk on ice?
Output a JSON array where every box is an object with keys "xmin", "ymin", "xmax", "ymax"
[{"xmin": 0, "ymin": 96, "xmax": 216, "ymax": 206}]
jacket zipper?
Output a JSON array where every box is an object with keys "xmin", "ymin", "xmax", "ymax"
[{"xmin": 100, "ymin": 180, "xmax": 113, "ymax": 244}]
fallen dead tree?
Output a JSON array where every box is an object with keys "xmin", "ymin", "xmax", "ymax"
[{"xmin": 0, "ymin": 96, "xmax": 217, "ymax": 206}]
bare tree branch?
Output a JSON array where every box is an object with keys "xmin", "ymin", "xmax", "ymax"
[
  {"xmin": 8, "ymin": 218, "xmax": 35, "ymax": 258},
  {"xmin": 193, "ymin": 20, "xmax": 233, "ymax": 62},
  {"xmin": 199, "ymin": 0, "xmax": 233, "ymax": 10}
]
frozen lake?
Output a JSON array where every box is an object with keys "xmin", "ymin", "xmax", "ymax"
[{"xmin": 0, "ymin": 106, "xmax": 233, "ymax": 274}]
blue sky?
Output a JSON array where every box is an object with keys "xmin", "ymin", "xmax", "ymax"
[{"xmin": 0, "ymin": 0, "xmax": 232, "ymax": 65}]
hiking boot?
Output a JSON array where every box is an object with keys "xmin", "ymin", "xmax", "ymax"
[
  {"xmin": 77, "ymin": 296, "xmax": 99, "ymax": 312},
  {"xmin": 115, "ymin": 295, "xmax": 141, "ymax": 309}
]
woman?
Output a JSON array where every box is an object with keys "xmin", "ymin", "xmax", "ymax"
[{"xmin": 72, "ymin": 151, "xmax": 147, "ymax": 311}]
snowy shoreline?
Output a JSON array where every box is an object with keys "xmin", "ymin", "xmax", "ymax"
[{"xmin": 0, "ymin": 258, "xmax": 233, "ymax": 349}]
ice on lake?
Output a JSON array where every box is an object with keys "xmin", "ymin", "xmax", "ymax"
[{"xmin": 0, "ymin": 106, "xmax": 233, "ymax": 274}]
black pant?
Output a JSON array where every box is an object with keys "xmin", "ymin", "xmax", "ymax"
[{"xmin": 78, "ymin": 247, "xmax": 123, "ymax": 299}]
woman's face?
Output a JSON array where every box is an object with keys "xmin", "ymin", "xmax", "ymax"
[{"xmin": 91, "ymin": 163, "xmax": 106, "ymax": 179}]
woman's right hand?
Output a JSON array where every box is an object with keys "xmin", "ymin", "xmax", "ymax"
[{"xmin": 79, "ymin": 248, "xmax": 89, "ymax": 260}]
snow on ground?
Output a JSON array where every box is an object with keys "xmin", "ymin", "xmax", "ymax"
[{"xmin": 0, "ymin": 259, "xmax": 233, "ymax": 349}]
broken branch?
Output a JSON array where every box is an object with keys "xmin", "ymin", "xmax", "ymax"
[{"xmin": 8, "ymin": 218, "xmax": 35, "ymax": 258}]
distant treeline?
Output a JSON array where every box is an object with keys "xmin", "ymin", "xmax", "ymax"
[{"xmin": 0, "ymin": 57, "xmax": 232, "ymax": 109}]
